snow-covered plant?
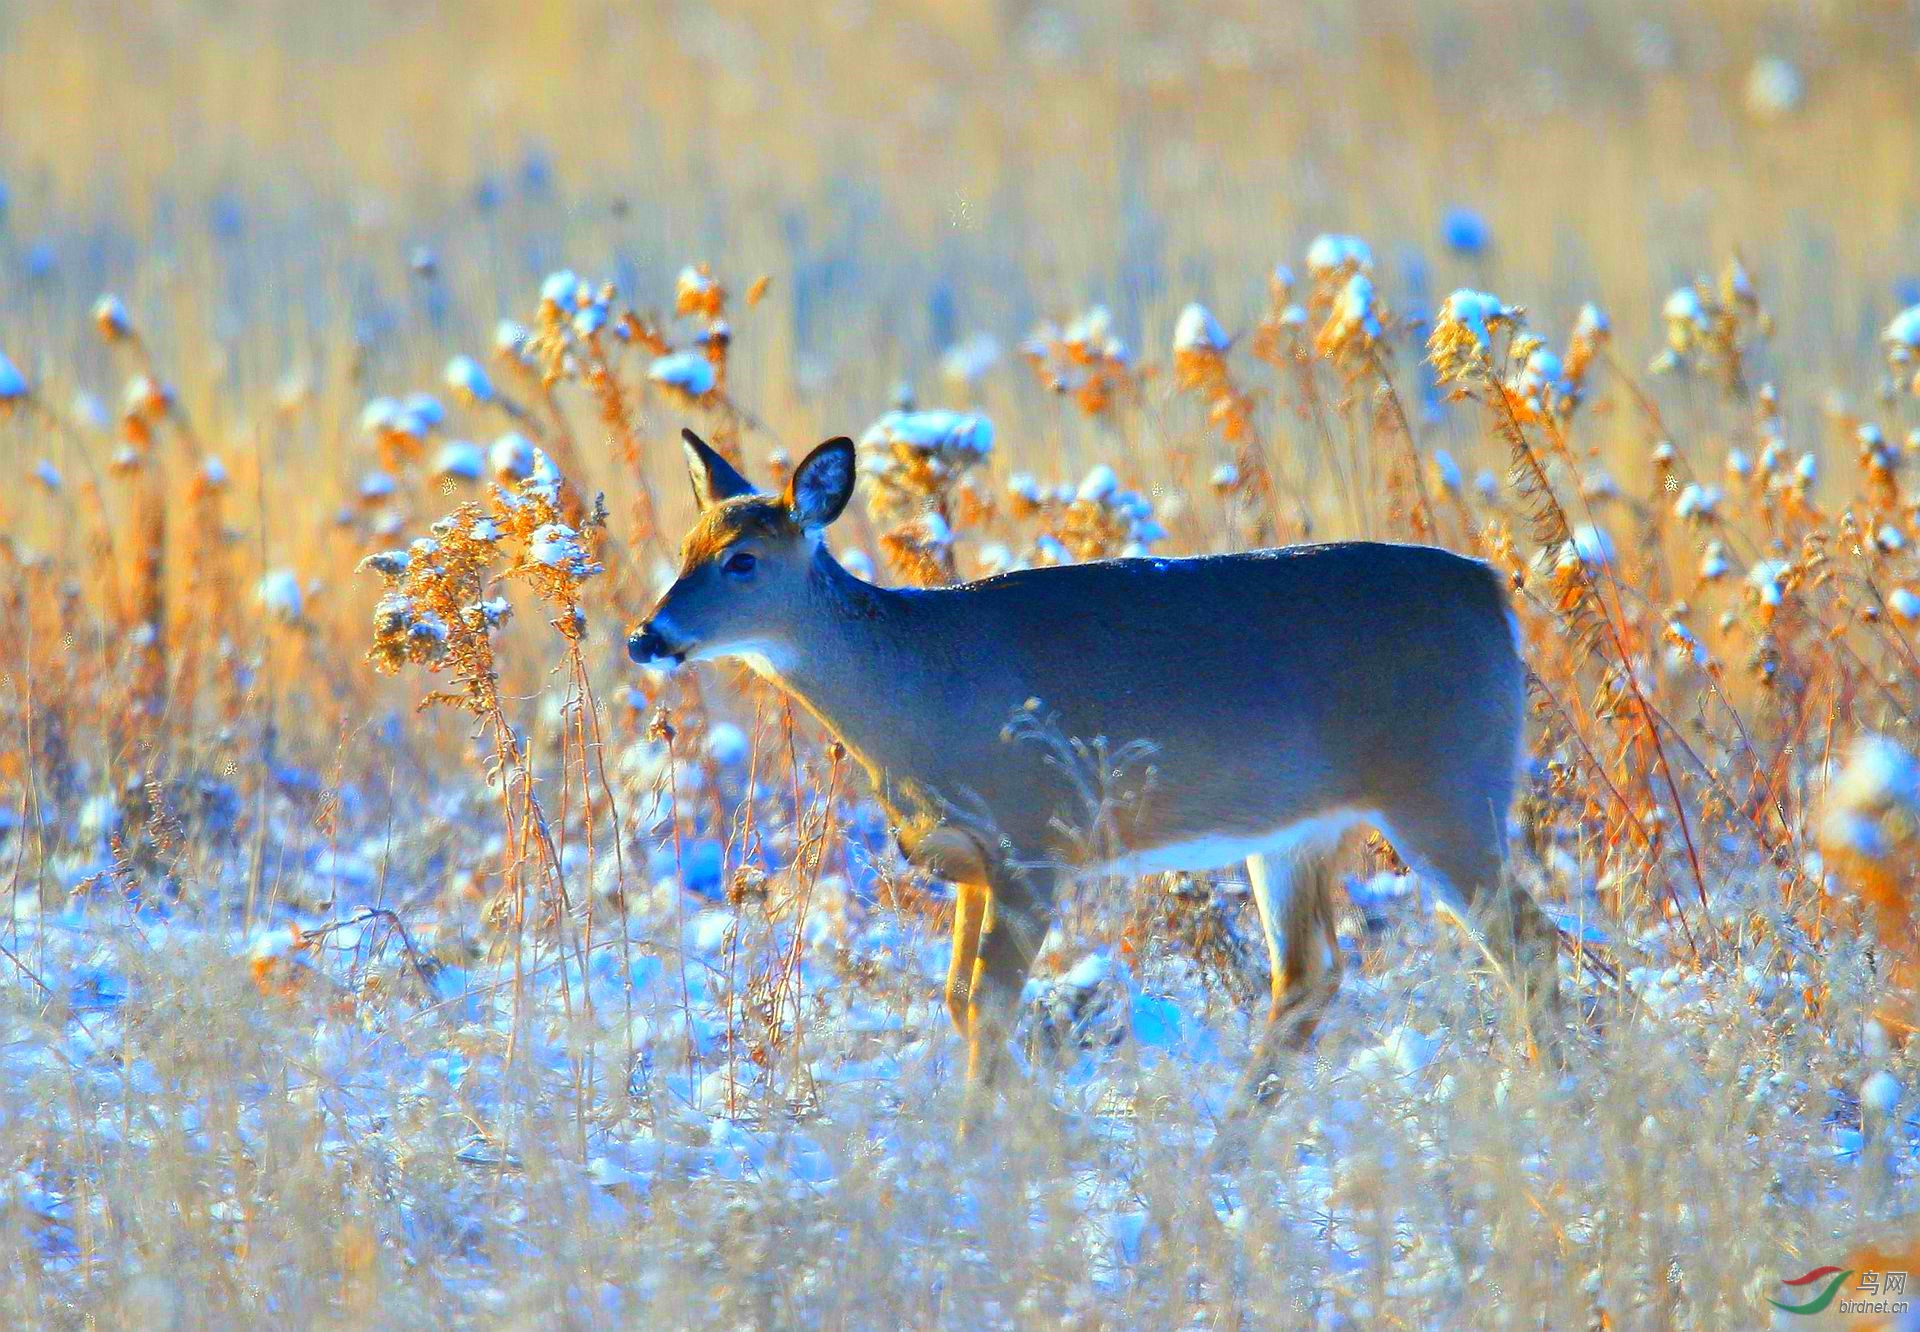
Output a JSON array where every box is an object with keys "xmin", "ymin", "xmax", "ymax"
[
  {"xmin": 859, "ymin": 408, "xmax": 994, "ymax": 583},
  {"xmin": 1885, "ymin": 304, "xmax": 1920, "ymax": 396},
  {"xmin": 1018, "ymin": 305, "xmax": 1147, "ymax": 419},
  {"xmin": 1821, "ymin": 736, "xmax": 1920, "ymax": 1031},
  {"xmin": 1648, "ymin": 257, "xmax": 1771, "ymax": 394},
  {"xmin": 362, "ymin": 451, "xmax": 604, "ymax": 696},
  {"xmin": 1170, "ymin": 299, "xmax": 1256, "ymax": 442},
  {"xmin": 1001, "ymin": 464, "xmax": 1167, "ymax": 564}
]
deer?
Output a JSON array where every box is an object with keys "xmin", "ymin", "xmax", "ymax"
[{"xmin": 630, "ymin": 429, "xmax": 1563, "ymax": 1123}]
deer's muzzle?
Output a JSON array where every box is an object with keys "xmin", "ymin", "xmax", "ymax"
[{"xmin": 627, "ymin": 623, "xmax": 686, "ymax": 667}]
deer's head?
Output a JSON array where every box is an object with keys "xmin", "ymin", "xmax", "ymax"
[{"xmin": 628, "ymin": 429, "xmax": 856, "ymax": 670}]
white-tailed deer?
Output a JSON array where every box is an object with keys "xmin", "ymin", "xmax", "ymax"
[{"xmin": 631, "ymin": 430, "xmax": 1561, "ymax": 1113}]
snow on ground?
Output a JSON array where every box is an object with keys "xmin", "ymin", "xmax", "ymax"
[{"xmin": 1, "ymin": 738, "xmax": 1914, "ymax": 1323}]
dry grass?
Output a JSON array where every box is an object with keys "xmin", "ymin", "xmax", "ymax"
[{"xmin": 2, "ymin": 2, "xmax": 1919, "ymax": 1326}]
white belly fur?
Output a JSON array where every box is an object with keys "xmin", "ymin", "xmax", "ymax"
[{"xmin": 1092, "ymin": 810, "xmax": 1371, "ymax": 877}]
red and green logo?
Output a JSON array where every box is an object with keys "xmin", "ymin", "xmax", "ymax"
[{"xmin": 1769, "ymin": 1267, "xmax": 1854, "ymax": 1316}]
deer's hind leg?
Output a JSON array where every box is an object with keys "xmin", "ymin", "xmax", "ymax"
[
  {"xmin": 1230, "ymin": 841, "xmax": 1346, "ymax": 1114},
  {"xmin": 1251, "ymin": 847, "xmax": 1346, "ymax": 1045},
  {"xmin": 1385, "ymin": 802, "xmax": 1563, "ymax": 1059}
]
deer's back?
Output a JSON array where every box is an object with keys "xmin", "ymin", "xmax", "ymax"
[{"xmin": 882, "ymin": 542, "xmax": 1523, "ymax": 860}]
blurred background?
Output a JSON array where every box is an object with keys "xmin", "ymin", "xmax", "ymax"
[
  {"xmin": 4, "ymin": 8, "xmax": 1920, "ymax": 1322},
  {"xmin": 3, "ymin": 0, "xmax": 1916, "ymax": 410},
  {"xmin": 2, "ymin": 0, "xmax": 1918, "ymax": 732}
]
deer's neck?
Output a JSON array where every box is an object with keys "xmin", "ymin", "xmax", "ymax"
[{"xmin": 761, "ymin": 547, "xmax": 944, "ymax": 784}]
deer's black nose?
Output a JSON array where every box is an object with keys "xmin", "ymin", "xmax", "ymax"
[
  {"xmin": 627, "ymin": 626, "xmax": 662, "ymax": 664},
  {"xmin": 627, "ymin": 625, "xmax": 684, "ymax": 666}
]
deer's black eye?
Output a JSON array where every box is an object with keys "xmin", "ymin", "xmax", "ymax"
[{"xmin": 722, "ymin": 550, "xmax": 758, "ymax": 579}]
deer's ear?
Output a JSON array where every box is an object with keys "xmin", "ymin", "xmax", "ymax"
[
  {"xmin": 681, "ymin": 428, "xmax": 756, "ymax": 510},
  {"xmin": 784, "ymin": 438, "xmax": 856, "ymax": 530}
]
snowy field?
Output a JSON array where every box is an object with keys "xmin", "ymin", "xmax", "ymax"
[
  {"xmin": 2, "ymin": 745, "xmax": 1914, "ymax": 1325},
  {"xmin": 4, "ymin": 2, "xmax": 1920, "ymax": 1326}
]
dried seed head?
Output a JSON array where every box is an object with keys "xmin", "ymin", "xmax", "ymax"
[
  {"xmin": 92, "ymin": 294, "xmax": 133, "ymax": 342},
  {"xmin": 860, "ymin": 408, "xmax": 993, "ymax": 528},
  {"xmin": 0, "ymin": 351, "xmax": 27, "ymax": 404},
  {"xmin": 435, "ymin": 440, "xmax": 486, "ymax": 481},
  {"xmin": 1304, "ymin": 234, "xmax": 1372, "ymax": 284},
  {"xmin": 1313, "ymin": 273, "xmax": 1384, "ymax": 366},
  {"xmin": 124, "ymin": 374, "xmax": 172, "ymax": 421},
  {"xmin": 1885, "ymin": 305, "xmax": 1920, "ymax": 395},
  {"xmin": 940, "ymin": 333, "xmax": 1001, "ymax": 389},
  {"xmin": 257, "ymin": 569, "xmax": 304, "ymax": 624},
  {"xmin": 490, "ymin": 432, "xmax": 536, "ymax": 482},
  {"xmin": 1428, "ymin": 290, "xmax": 1523, "ymax": 387},
  {"xmin": 444, "ymin": 354, "xmax": 495, "ymax": 404},
  {"xmin": 1172, "ymin": 304, "xmax": 1229, "ymax": 358},
  {"xmin": 540, "ymin": 269, "xmax": 584, "ymax": 310},
  {"xmin": 675, "ymin": 264, "xmax": 725, "ymax": 320},
  {"xmin": 1021, "ymin": 308, "xmax": 1143, "ymax": 418},
  {"xmin": 647, "ymin": 350, "xmax": 716, "ymax": 401}
]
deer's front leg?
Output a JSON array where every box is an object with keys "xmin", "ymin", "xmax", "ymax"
[
  {"xmin": 901, "ymin": 823, "xmax": 995, "ymax": 1040},
  {"xmin": 963, "ymin": 871, "xmax": 1051, "ymax": 1097}
]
